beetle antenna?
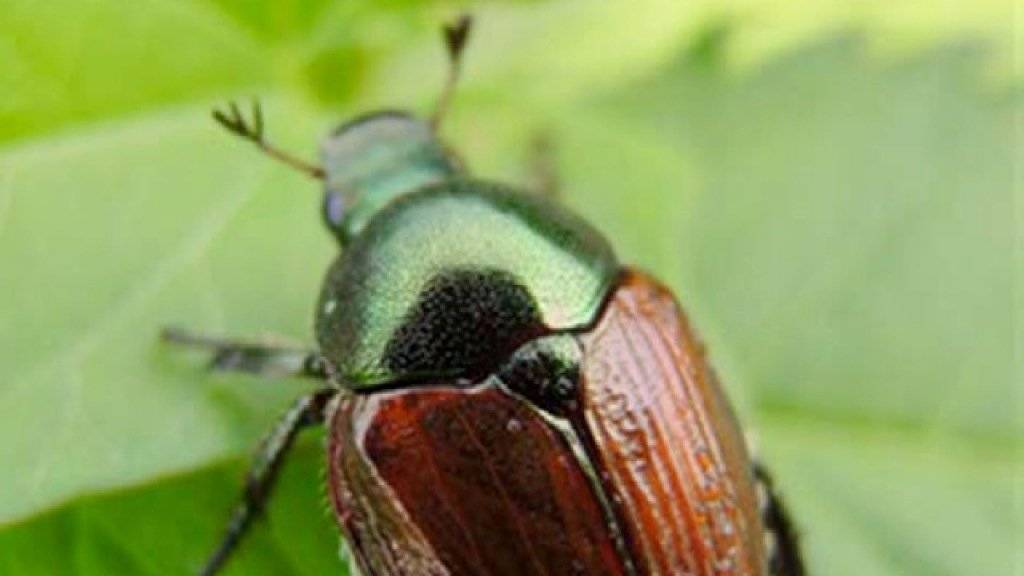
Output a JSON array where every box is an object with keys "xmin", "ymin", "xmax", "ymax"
[
  {"xmin": 430, "ymin": 14, "xmax": 473, "ymax": 132},
  {"xmin": 212, "ymin": 99, "xmax": 326, "ymax": 180}
]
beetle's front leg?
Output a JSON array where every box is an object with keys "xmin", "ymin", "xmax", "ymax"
[
  {"xmin": 200, "ymin": 388, "xmax": 335, "ymax": 576},
  {"xmin": 162, "ymin": 327, "xmax": 329, "ymax": 380}
]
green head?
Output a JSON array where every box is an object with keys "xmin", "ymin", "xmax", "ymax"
[{"xmin": 320, "ymin": 111, "xmax": 461, "ymax": 244}]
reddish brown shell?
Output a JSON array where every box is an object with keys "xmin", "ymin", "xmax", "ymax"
[
  {"xmin": 326, "ymin": 385, "xmax": 628, "ymax": 576},
  {"xmin": 575, "ymin": 270, "xmax": 766, "ymax": 574},
  {"xmin": 326, "ymin": 269, "xmax": 766, "ymax": 575}
]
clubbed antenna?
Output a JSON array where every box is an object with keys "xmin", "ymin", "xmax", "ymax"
[
  {"xmin": 212, "ymin": 99, "xmax": 326, "ymax": 180},
  {"xmin": 430, "ymin": 14, "xmax": 474, "ymax": 132}
]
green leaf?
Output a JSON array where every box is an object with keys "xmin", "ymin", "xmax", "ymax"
[
  {"xmin": 0, "ymin": 443, "xmax": 342, "ymax": 575},
  {"xmin": 0, "ymin": 0, "xmax": 1017, "ymax": 574}
]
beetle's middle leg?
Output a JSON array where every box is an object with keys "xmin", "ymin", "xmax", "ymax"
[
  {"xmin": 162, "ymin": 327, "xmax": 329, "ymax": 380},
  {"xmin": 199, "ymin": 388, "xmax": 335, "ymax": 576}
]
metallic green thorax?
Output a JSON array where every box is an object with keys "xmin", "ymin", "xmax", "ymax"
[{"xmin": 316, "ymin": 179, "xmax": 618, "ymax": 389}]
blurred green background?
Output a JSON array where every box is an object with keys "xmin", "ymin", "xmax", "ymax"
[{"xmin": 0, "ymin": 1, "xmax": 1019, "ymax": 574}]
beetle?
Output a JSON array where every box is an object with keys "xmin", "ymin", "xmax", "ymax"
[{"xmin": 165, "ymin": 15, "xmax": 805, "ymax": 576}]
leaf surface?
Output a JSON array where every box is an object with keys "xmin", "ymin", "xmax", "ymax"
[{"xmin": 0, "ymin": 1, "xmax": 1017, "ymax": 574}]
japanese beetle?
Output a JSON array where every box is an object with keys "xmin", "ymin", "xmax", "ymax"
[{"xmin": 165, "ymin": 15, "xmax": 805, "ymax": 576}]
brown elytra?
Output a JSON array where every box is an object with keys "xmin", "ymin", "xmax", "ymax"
[{"xmin": 327, "ymin": 270, "xmax": 768, "ymax": 575}]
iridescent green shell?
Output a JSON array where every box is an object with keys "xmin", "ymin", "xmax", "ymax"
[{"xmin": 315, "ymin": 179, "xmax": 618, "ymax": 388}]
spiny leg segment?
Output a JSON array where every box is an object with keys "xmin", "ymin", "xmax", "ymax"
[
  {"xmin": 199, "ymin": 388, "xmax": 336, "ymax": 576},
  {"xmin": 162, "ymin": 327, "xmax": 336, "ymax": 574},
  {"xmin": 162, "ymin": 327, "xmax": 329, "ymax": 380}
]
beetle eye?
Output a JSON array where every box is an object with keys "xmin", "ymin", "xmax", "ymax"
[{"xmin": 323, "ymin": 190, "xmax": 346, "ymax": 235}]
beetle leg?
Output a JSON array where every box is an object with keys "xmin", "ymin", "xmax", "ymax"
[
  {"xmin": 212, "ymin": 99, "xmax": 326, "ymax": 180},
  {"xmin": 753, "ymin": 461, "xmax": 806, "ymax": 576},
  {"xmin": 527, "ymin": 131, "xmax": 560, "ymax": 200},
  {"xmin": 200, "ymin": 388, "xmax": 335, "ymax": 576},
  {"xmin": 162, "ymin": 327, "xmax": 329, "ymax": 380}
]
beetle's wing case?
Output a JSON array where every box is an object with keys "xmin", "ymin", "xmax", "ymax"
[
  {"xmin": 327, "ymin": 384, "xmax": 630, "ymax": 576},
  {"xmin": 326, "ymin": 391, "xmax": 448, "ymax": 576},
  {"xmin": 574, "ymin": 270, "xmax": 767, "ymax": 575}
]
